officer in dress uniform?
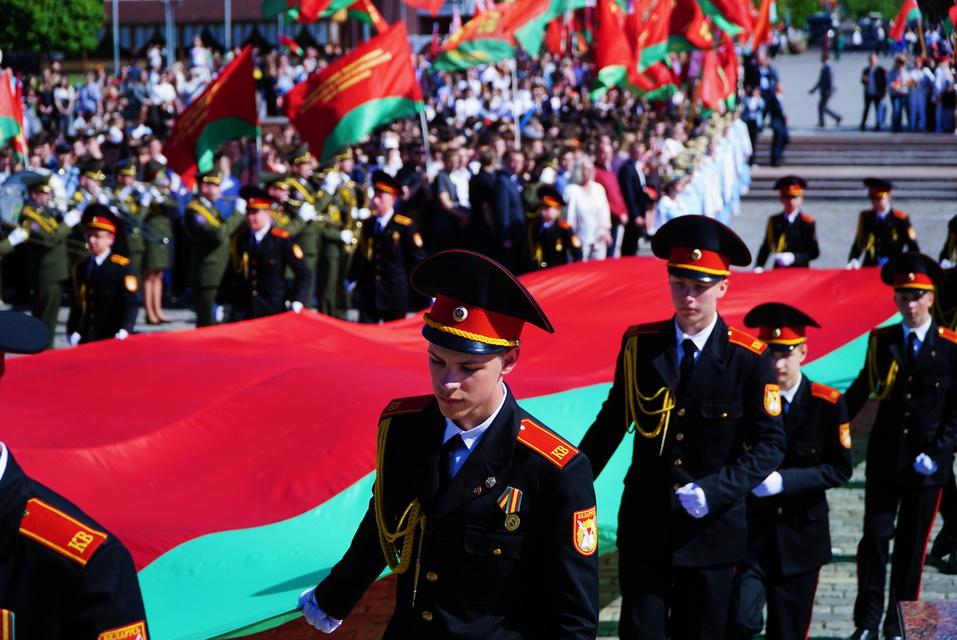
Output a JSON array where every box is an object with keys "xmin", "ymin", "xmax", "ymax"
[
  {"xmin": 298, "ymin": 249, "xmax": 600, "ymax": 639},
  {"xmin": 19, "ymin": 173, "xmax": 82, "ymax": 344},
  {"xmin": 753, "ymin": 177, "xmax": 821, "ymax": 272},
  {"xmin": 526, "ymin": 185, "xmax": 583, "ymax": 272},
  {"xmin": 844, "ymin": 252, "xmax": 957, "ymax": 640},
  {"xmin": 67, "ymin": 207, "xmax": 139, "ymax": 345},
  {"xmin": 351, "ymin": 172, "xmax": 426, "ymax": 323},
  {"xmin": 0, "ymin": 311, "xmax": 149, "ymax": 638},
  {"xmin": 216, "ymin": 186, "xmax": 310, "ymax": 322},
  {"xmin": 110, "ymin": 158, "xmax": 146, "ymax": 279},
  {"xmin": 847, "ymin": 179, "xmax": 919, "ymax": 269},
  {"xmin": 285, "ymin": 145, "xmax": 331, "ymax": 310},
  {"xmin": 182, "ymin": 169, "xmax": 246, "ymax": 327},
  {"xmin": 578, "ymin": 215, "xmax": 786, "ymax": 640},
  {"xmin": 728, "ymin": 303, "xmax": 853, "ymax": 640},
  {"xmin": 317, "ymin": 150, "xmax": 362, "ymax": 318}
]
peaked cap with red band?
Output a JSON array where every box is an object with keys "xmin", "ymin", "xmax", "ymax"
[
  {"xmin": 81, "ymin": 204, "xmax": 121, "ymax": 235},
  {"xmin": 651, "ymin": 215, "xmax": 751, "ymax": 282},
  {"xmin": 864, "ymin": 177, "xmax": 893, "ymax": 199},
  {"xmin": 537, "ymin": 184, "xmax": 565, "ymax": 209},
  {"xmin": 371, "ymin": 170, "xmax": 401, "ymax": 197},
  {"xmin": 774, "ymin": 175, "xmax": 807, "ymax": 196},
  {"xmin": 240, "ymin": 185, "xmax": 276, "ymax": 209},
  {"xmin": 411, "ymin": 250, "xmax": 554, "ymax": 354},
  {"xmin": 881, "ymin": 251, "xmax": 940, "ymax": 292},
  {"xmin": 744, "ymin": 302, "xmax": 820, "ymax": 352}
]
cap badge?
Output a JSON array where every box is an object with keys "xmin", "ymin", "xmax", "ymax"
[
  {"xmin": 690, "ymin": 249, "xmax": 702, "ymax": 261},
  {"xmin": 772, "ymin": 328, "xmax": 782, "ymax": 338},
  {"xmin": 907, "ymin": 272, "xmax": 915, "ymax": 282},
  {"xmin": 452, "ymin": 306, "xmax": 468, "ymax": 323}
]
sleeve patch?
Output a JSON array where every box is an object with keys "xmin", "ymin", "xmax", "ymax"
[
  {"xmin": 19, "ymin": 498, "xmax": 108, "ymax": 566},
  {"xmin": 573, "ymin": 506, "xmax": 598, "ymax": 556},
  {"xmin": 517, "ymin": 419, "xmax": 578, "ymax": 469},
  {"xmin": 292, "ymin": 244, "xmax": 304, "ymax": 260},
  {"xmin": 939, "ymin": 326, "xmax": 957, "ymax": 345},
  {"xmin": 728, "ymin": 327, "xmax": 768, "ymax": 354},
  {"xmin": 98, "ymin": 621, "xmax": 148, "ymax": 640},
  {"xmin": 394, "ymin": 214, "xmax": 413, "ymax": 226},
  {"xmin": 110, "ymin": 254, "xmax": 131, "ymax": 266},
  {"xmin": 839, "ymin": 422, "xmax": 852, "ymax": 449},
  {"xmin": 380, "ymin": 395, "xmax": 433, "ymax": 419},
  {"xmin": 764, "ymin": 384, "xmax": 782, "ymax": 416},
  {"xmin": 413, "ymin": 232, "xmax": 424, "ymax": 248},
  {"xmin": 626, "ymin": 321, "xmax": 667, "ymax": 337},
  {"xmin": 810, "ymin": 382, "xmax": 842, "ymax": 404},
  {"xmin": 124, "ymin": 275, "xmax": 138, "ymax": 293}
]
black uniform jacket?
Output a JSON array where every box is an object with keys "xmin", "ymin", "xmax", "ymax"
[
  {"xmin": 754, "ymin": 211, "xmax": 820, "ymax": 269},
  {"xmin": 315, "ymin": 392, "xmax": 600, "ymax": 640},
  {"xmin": 844, "ymin": 322, "xmax": 957, "ymax": 487},
  {"xmin": 0, "ymin": 449, "xmax": 148, "ymax": 639},
  {"xmin": 352, "ymin": 212, "xmax": 427, "ymax": 313},
  {"xmin": 527, "ymin": 218, "xmax": 583, "ymax": 271},
  {"xmin": 218, "ymin": 224, "xmax": 311, "ymax": 320},
  {"xmin": 67, "ymin": 252, "xmax": 139, "ymax": 343},
  {"xmin": 579, "ymin": 315, "xmax": 785, "ymax": 567},
  {"xmin": 847, "ymin": 209, "xmax": 919, "ymax": 266},
  {"xmin": 744, "ymin": 377, "xmax": 852, "ymax": 576}
]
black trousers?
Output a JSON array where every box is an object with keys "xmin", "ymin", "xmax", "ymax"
[
  {"xmin": 728, "ymin": 559, "xmax": 820, "ymax": 640},
  {"xmin": 618, "ymin": 547, "xmax": 735, "ymax": 640},
  {"xmin": 853, "ymin": 481, "xmax": 942, "ymax": 635}
]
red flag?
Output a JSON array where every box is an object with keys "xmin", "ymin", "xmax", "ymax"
[
  {"xmin": 430, "ymin": 21, "xmax": 441, "ymax": 56},
  {"xmin": 698, "ymin": 0, "xmax": 753, "ymax": 34},
  {"xmin": 474, "ymin": 0, "xmax": 488, "ymax": 16},
  {"xmin": 718, "ymin": 32, "xmax": 739, "ymax": 106},
  {"xmin": 165, "ymin": 45, "xmax": 259, "ymax": 187},
  {"xmin": 947, "ymin": 3, "xmax": 957, "ymax": 37},
  {"xmin": 401, "ymin": 0, "xmax": 444, "ymax": 16},
  {"xmin": 698, "ymin": 47, "xmax": 724, "ymax": 111},
  {"xmin": 669, "ymin": 0, "xmax": 714, "ymax": 50},
  {"xmin": 284, "ymin": 21, "xmax": 424, "ymax": 164},
  {"xmin": 279, "ymin": 33, "xmax": 305, "ymax": 55},
  {"xmin": 749, "ymin": 0, "xmax": 774, "ymax": 52},
  {"xmin": 889, "ymin": 0, "xmax": 921, "ymax": 42},
  {"xmin": 546, "ymin": 16, "xmax": 564, "ymax": 55},
  {"xmin": 591, "ymin": 0, "xmax": 633, "ymax": 96}
]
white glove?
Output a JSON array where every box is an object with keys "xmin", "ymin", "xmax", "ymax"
[
  {"xmin": 942, "ymin": 259, "xmax": 955, "ymax": 269},
  {"xmin": 676, "ymin": 482, "xmax": 709, "ymax": 518},
  {"xmin": 96, "ymin": 190, "xmax": 111, "ymax": 205},
  {"xmin": 63, "ymin": 209, "xmax": 82, "ymax": 228},
  {"xmin": 233, "ymin": 199, "xmax": 247, "ymax": 215},
  {"xmin": 291, "ymin": 301, "xmax": 304, "ymax": 314},
  {"xmin": 298, "ymin": 203, "xmax": 318, "ymax": 222},
  {"xmin": 774, "ymin": 252, "xmax": 795, "ymax": 267},
  {"xmin": 298, "ymin": 588, "xmax": 342, "ymax": 634},
  {"xmin": 139, "ymin": 191, "xmax": 154, "ymax": 207},
  {"xmin": 213, "ymin": 304, "xmax": 225, "ymax": 323},
  {"xmin": 340, "ymin": 229, "xmax": 354, "ymax": 244},
  {"xmin": 914, "ymin": 453, "xmax": 938, "ymax": 475},
  {"xmin": 118, "ymin": 186, "xmax": 134, "ymax": 200},
  {"xmin": 751, "ymin": 471, "xmax": 785, "ymax": 497},
  {"xmin": 345, "ymin": 280, "xmax": 356, "ymax": 293},
  {"xmin": 753, "ymin": 266, "xmax": 764, "ymax": 274},
  {"xmin": 68, "ymin": 332, "xmax": 81, "ymax": 347},
  {"xmin": 356, "ymin": 207, "xmax": 372, "ymax": 220},
  {"xmin": 114, "ymin": 329, "xmax": 129, "ymax": 340},
  {"xmin": 7, "ymin": 227, "xmax": 27, "ymax": 247},
  {"xmin": 845, "ymin": 258, "xmax": 861, "ymax": 270}
]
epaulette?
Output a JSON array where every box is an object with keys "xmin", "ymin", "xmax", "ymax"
[
  {"xmin": 937, "ymin": 326, "xmax": 957, "ymax": 345},
  {"xmin": 517, "ymin": 418, "xmax": 578, "ymax": 469},
  {"xmin": 394, "ymin": 214, "xmax": 413, "ymax": 226},
  {"xmin": 872, "ymin": 325, "xmax": 897, "ymax": 336},
  {"xmin": 800, "ymin": 213, "xmax": 815, "ymax": 223},
  {"xmin": 811, "ymin": 382, "xmax": 841, "ymax": 404},
  {"xmin": 110, "ymin": 254, "xmax": 131, "ymax": 266},
  {"xmin": 626, "ymin": 321, "xmax": 667, "ymax": 337},
  {"xmin": 557, "ymin": 219, "xmax": 572, "ymax": 230},
  {"xmin": 892, "ymin": 209, "xmax": 909, "ymax": 220},
  {"xmin": 727, "ymin": 327, "xmax": 767, "ymax": 354},
  {"xmin": 19, "ymin": 498, "xmax": 108, "ymax": 566},
  {"xmin": 270, "ymin": 227, "xmax": 291, "ymax": 239},
  {"xmin": 380, "ymin": 395, "xmax": 432, "ymax": 419}
]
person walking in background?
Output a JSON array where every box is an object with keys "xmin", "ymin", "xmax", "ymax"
[{"xmin": 809, "ymin": 52, "xmax": 842, "ymax": 128}]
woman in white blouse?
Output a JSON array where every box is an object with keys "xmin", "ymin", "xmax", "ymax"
[{"xmin": 564, "ymin": 158, "xmax": 612, "ymax": 261}]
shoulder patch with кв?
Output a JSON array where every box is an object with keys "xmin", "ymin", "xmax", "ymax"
[
  {"xmin": 380, "ymin": 395, "xmax": 433, "ymax": 419},
  {"xmin": 728, "ymin": 327, "xmax": 767, "ymax": 355},
  {"xmin": 517, "ymin": 419, "xmax": 578, "ymax": 469},
  {"xmin": 19, "ymin": 498, "xmax": 108, "ymax": 565},
  {"xmin": 811, "ymin": 381, "xmax": 841, "ymax": 404}
]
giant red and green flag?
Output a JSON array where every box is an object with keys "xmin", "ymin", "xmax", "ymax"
[
  {"xmin": 432, "ymin": 3, "xmax": 517, "ymax": 71},
  {"xmin": 511, "ymin": 0, "xmax": 590, "ymax": 56},
  {"xmin": 1, "ymin": 261, "xmax": 899, "ymax": 638},
  {"xmin": 284, "ymin": 21, "xmax": 423, "ymax": 165},
  {"xmin": 669, "ymin": 0, "xmax": 714, "ymax": 52},
  {"xmin": 889, "ymin": 0, "xmax": 921, "ymax": 43},
  {"xmin": 165, "ymin": 45, "xmax": 258, "ymax": 187},
  {"xmin": 0, "ymin": 71, "xmax": 28, "ymax": 163},
  {"xmin": 696, "ymin": 0, "xmax": 753, "ymax": 36}
]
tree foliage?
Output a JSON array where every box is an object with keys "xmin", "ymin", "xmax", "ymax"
[{"xmin": 0, "ymin": 0, "xmax": 103, "ymax": 55}]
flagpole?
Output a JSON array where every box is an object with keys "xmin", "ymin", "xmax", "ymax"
[
  {"xmin": 225, "ymin": 0, "xmax": 232, "ymax": 50},
  {"xmin": 510, "ymin": 57, "xmax": 520, "ymax": 151},
  {"xmin": 112, "ymin": 0, "xmax": 120, "ymax": 77},
  {"xmin": 419, "ymin": 109, "xmax": 432, "ymax": 171},
  {"xmin": 917, "ymin": 17, "xmax": 926, "ymax": 59}
]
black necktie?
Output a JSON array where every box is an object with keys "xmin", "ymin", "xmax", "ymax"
[
  {"xmin": 783, "ymin": 398, "xmax": 790, "ymax": 415},
  {"xmin": 905, "ymin": 332, "xmax": 918, "ymax": 367},
  {"xmin": 677, "ymin": 339, "xmax": 696, "ymax": 396},
  {"xmin": 438, "ymin": 434, "xmax": 464, "ymax": 492}
]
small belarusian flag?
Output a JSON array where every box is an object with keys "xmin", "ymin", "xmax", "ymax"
[
  {"xmin": 279, "ymin": 33, "xmax": 305, "ymax": 55},
  {"xmin": 0, "ymin": 71, "xmax": 28, "ymax": 164},
  {"xmin": 889, "ymin": 0, "xmax": 921, "ymax": 42},
  {"xmin": 946, "ymin": 3, "xmax": 957, "ymax": 37}
]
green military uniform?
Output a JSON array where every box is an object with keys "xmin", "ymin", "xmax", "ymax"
[
  {"xmin": 109, "ymin": 159, "xmax": 147, "ymax": 278},
  {"xmin": 283, "ymin": 148, "xmax": 332, "ymax": 312},
  {"xmin": 140, "ymin": 171, "xmax": 175, "ymax": 272},
  {"xmin": 182, "ymin": 171, "xmax": 245, "ymax": 327},
  {"xmin": 315, "ymin": 163, "xmax": 362, "ymax": 318}
]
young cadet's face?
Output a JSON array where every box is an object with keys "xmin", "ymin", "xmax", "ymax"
[
  {"xmin": 428, "ymin": 344, "xmax": 519, "ymax": 431},
  {"xmin": 669, "ymin": 274, "xmax": 727, "ymax": 333},
  {"xmin": 894, "ymin": 289, "xmax": 934, "ymax": 329},
  {"xmin": 771, "ymin": 343, "xmax": 807, "ymax": 391}
]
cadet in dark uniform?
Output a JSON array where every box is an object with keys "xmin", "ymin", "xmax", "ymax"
[
  {"xmin": 578, "ymin": 215, "xmax": 786, "ymax": 640},
  {"xmin": 728, "ymin": 303, "xmax": 853, "ymax": 640},
  {"xmin": 352, "ymin": 172, "xmax": 426, "ymax": 323},
  {"xmin": 526, "ymin": 185, "xmax": 583, "ymax": 272},
  {"xmin": 182, "ymin": 170, "xmax": 246, "ymax": 327},
  {"xmin": 847, "ymin": 179, "xmax": 919, "ymax": 269},
  {"xmin": 216, "ymin": 187, "xmax": 311, "ymax": 322},
  {"xmin": 298, "ymin": 249, "xmax": 600, "ymax": 639},
  {"xmin": 844, "ymin": 252, "xmax": 957, "ymax": 640},
  {"xmin": 753, "ymin": 177, "xmax": 821, "ymax": 271},
  {"xmin": 0, "ymin": 310, "xmax": 149, "ymax": 638},
  {"xmin": 67, "ymin": 207, "xmax": 139, "ymax": 345},
  {"xmin": 19, "ymin": 174, "xmax": 82, "ymax": 344}
]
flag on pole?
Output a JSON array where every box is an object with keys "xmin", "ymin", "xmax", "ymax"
[
  {"xmin": 284, "ymin": 21, "xmax": 424, "ymax": 165},
  {"xmin": 315, "ymin": 0, "xmax": 388, "ymax": 31},
  {"xmin": 945, "ymin": 3, "xmax": 957, "ymax": 37},
  {"xmin": 432, "ymin": 4, "xmax": 518, "ymax": 71},
  {"xmin": 669, "ymin": 0, "xmax": 714, "ymax": 51},
  {"xmin": 280, "ymin": 33, "xmax": 305, "ymax": 55},
  {"xmin": 746, "ymin": 0, "xmax": 775, "ymax": 53},
  {"xmin": 511, "ymin": 0, "xmax": 589, "ymax": 57},
  {"xmin": 696, "ymin": 0, "xmax": 753, "ymax": 35},
  {"xmin": 401, "ymin": 0, "xmax": 445, "ymax": 16},
  {"xmin": 0, "ymin": 72, "xmax": 28, "ymax": 164},
  {"xmin": 888, "ymin": 0, "xmax": 921, "ymax": 43},
  {"xmin": 165, "ymin": 45, "xmax": 259, "ymax": 186},
  {"xmin": 590, "ymin": 0, "xmax": 632, "ymax": 97}
]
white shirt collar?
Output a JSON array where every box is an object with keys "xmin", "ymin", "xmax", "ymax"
[
  {"xmin": 0, "ymin": 442, "xmax": 7, "ymax": 484},
  {"xmin": 94, "ymin": 249, "xmax": 111, "ymax": 266},
  {"xmin": 786, "ymin": 210, "xmax": 800, "ymax": 224},
  {"xmin": 903, "ymin": 317, "xmax": 932, "ymax": 343},
  {"xmin": 675, "ymin": 312, "xmax": 719, "ymax": 354},
  {"xmin": 253, "ymin": 223, "xmax": 271, "ymax": 243},
  {"xmin": 442, "ymin": 383, "xmax": 509, "ymax": 450},
  {"xmin": 780, "ymin": 372, "xmax": 803, "ymax": 404},
  {"xmin": 376, "ymin": 210, "xmax": 394, "ymax": 228}
]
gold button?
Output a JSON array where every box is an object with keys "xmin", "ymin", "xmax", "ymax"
[
  {"xmin": 675, "ymin": 433, "xmax": 685, "ymax": 441},
  {"xmin": 422, "ymin": 611, "xmax": 433, "ymax": 621},
  {"xmin": 936, "ymin": 382, "xmax": 941, "ymax": 388},
  {"xmin": 720, "ymin": 412, "xmax": 728, "ymax": 418},
  {"xmin": 904, "ymin": 411, "xmax": 911, "ymax": 417},
  {"xmin": 776, "ymin": 508, "xmax": 784, "ymax": 515},
  {"xmin": 673, "ymin": 483, "xmax": 682, "ymax": 491},
  {"xmin": 676, "ymin": 408, "xmax": 686, "ymax": 417},
  {"xmin": 810, "ymin": 448, "xmax": 817, "ymax": 453},
  {"xmin": 673, "ymin": 458, "xmax": 682, "ymax": 466},
  {"xmin": 903, "ymin": 428, "xmax": 909, "ymax": 435},
  {"xmin": 492, "ymin": 548, "xmax": 502, "ymax": 556},
  {"xmin": 908, "ymin": 376, "xmax": 914, "ymax": 382},
  {"xmin": 426, "ymin": 572, "xmax": 438, "ymax": 582},
  {"xmin": 905, "ymin": 393, "xmax": 912, "ymax": 399}
]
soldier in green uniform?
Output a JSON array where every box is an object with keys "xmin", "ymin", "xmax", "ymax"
[
  {"xmin": 285, "ymin": 145, "xmax": 331, "ymax": 310},
  {"xmin": 110, "ymin": 158, "xmax": 147, "ymax": 279},
  {"xmin": 140, "ymin": 160, "xmax": 175, "ymax": 324},
  {"xmin": 317, "ymin": 150, "xmax": 362, "ymax": 318},
  {"xmin": 19, "ymin": 174, "xmax": 82, "ymax": 345},
  {"xmin": 182, "ymin": 170, "xmax": 245, "ymax": 327}
]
